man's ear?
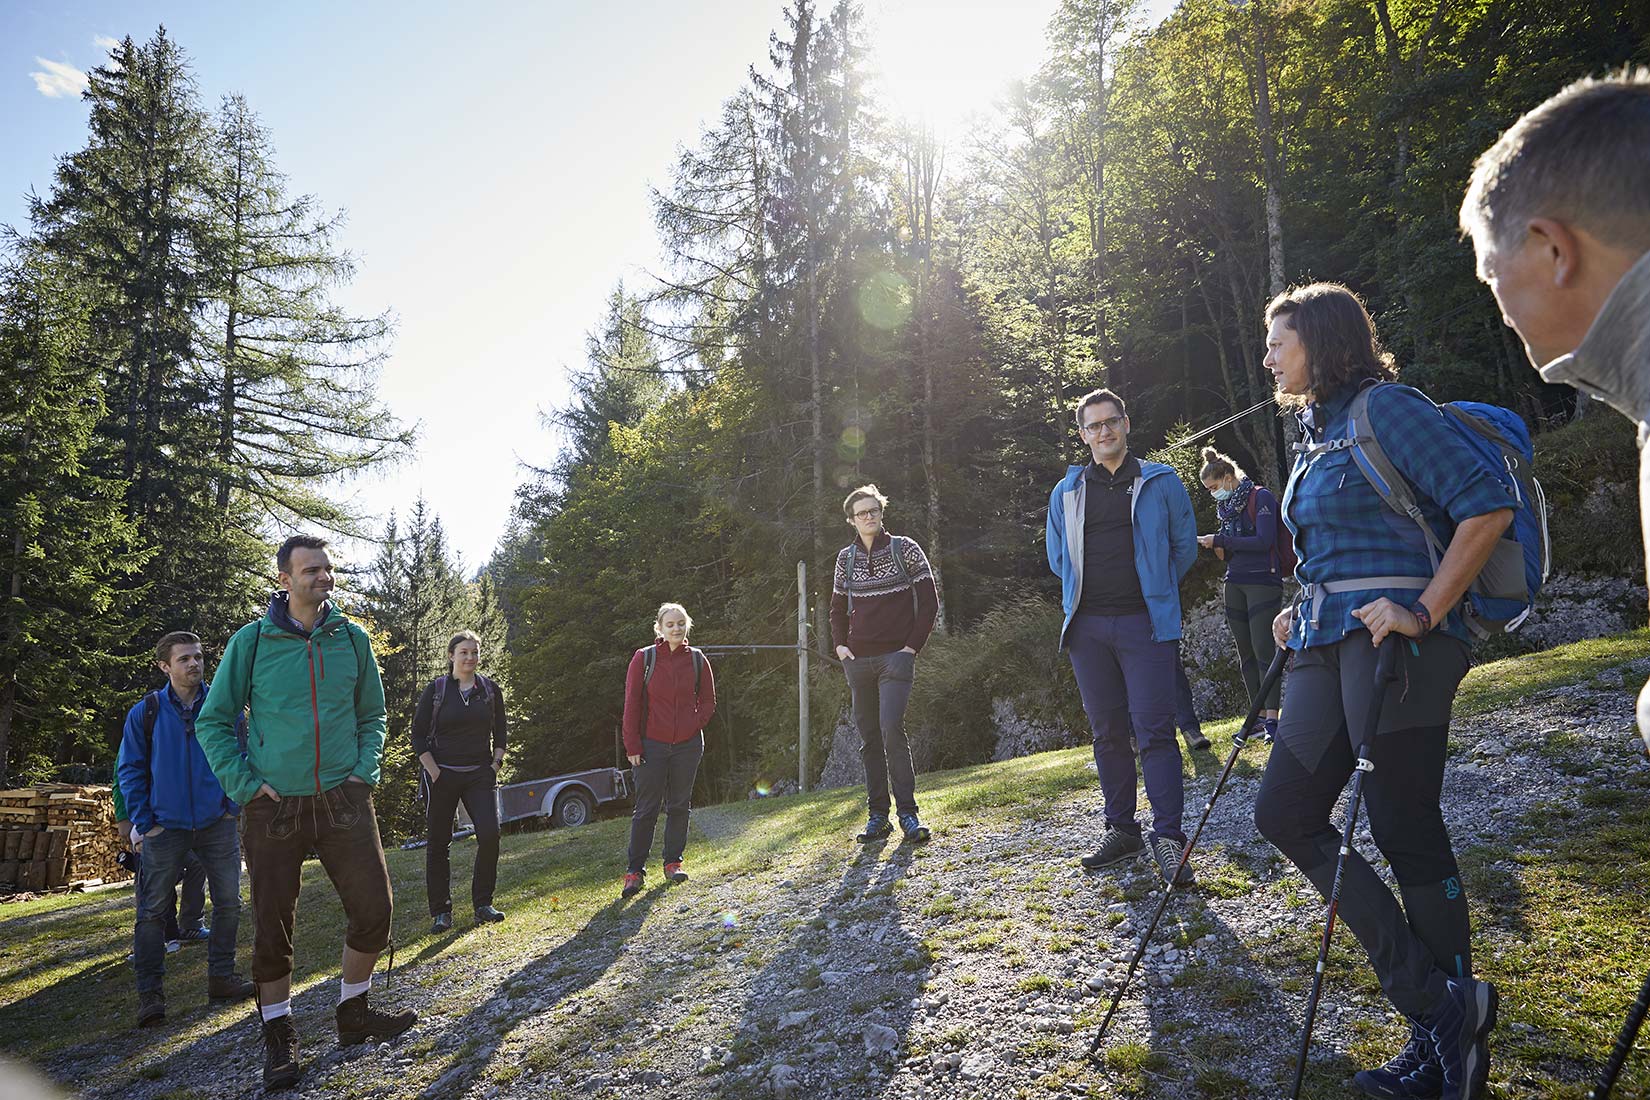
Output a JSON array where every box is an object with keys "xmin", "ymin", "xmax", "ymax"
[{"xmin": 1527, "ymin": 217, "xmax": 1583, "ymax": 287}]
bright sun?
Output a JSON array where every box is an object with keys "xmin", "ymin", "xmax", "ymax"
[{"xmin": 864, "ymin": 0, "xmax": 1056, "ymax": 140}]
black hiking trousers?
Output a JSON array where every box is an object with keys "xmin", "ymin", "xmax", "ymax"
[{"xmin": 1253, "ymin": 632, "xmax": 1474, "ymax": 1018}]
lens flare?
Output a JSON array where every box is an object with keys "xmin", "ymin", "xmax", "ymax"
[
  {"xmin": 721, "ymin": 911, "xmax": 740, "ymax": 930},
  {"xmin": 857, "ymin": 270, "xmax": 912, "ymax": 331},
  {"xmin": 754, "ymin": 779, "xmax": 773, "ymax": 797},
  {"xmin": 837, "ymin": 425, "xmax": 867, "ymax": 461}
]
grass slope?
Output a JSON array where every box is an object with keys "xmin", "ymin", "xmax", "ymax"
[{"xmin": 1, "ymin": 629, "xmax": 1647, "ymax": 1099}]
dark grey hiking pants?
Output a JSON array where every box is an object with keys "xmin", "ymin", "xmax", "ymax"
[{"xmin": 844, "ymin": 651, "xmax": 919, "ymax": 818}]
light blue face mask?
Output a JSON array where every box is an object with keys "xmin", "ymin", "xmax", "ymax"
[{"xmin": 1211, "ymin": 488, "xmax": 1234, "ymax": 502}]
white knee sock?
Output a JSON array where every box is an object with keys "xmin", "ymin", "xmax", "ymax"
[
  {"xmin": 260, "ymin": 999, "xmax": 292, "ymax": 1022},
  {"xmin": 339, "ymin": 976, "xmax": 371, "ymax": 1004}
]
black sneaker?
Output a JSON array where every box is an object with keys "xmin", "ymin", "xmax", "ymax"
[
  {"xmin": 897, "ymin": 813, "xmax": 930, "ymax": 843},
  {"xmin": 1080, "ymin": 827, "xmax": 1146, "ymax": 870},
  {"xmin": 1149, "ymin": 834, "xmax": 1196, "ymax": 886},
  {"xmin": 430, "ymin": 911, "xmax": 452, "ymax": 934},
  {"xmin": 857, "ymin": 814, "xmax": 894, "ymax": 843},
  {"xmin": 1423, "ymin": 976, "xmax": 1496, "ymax": 1100},
  {"xmin": 474, "ymin": 905, "xmax": 505, "ymax": 923},
  {"xmin": 262, "ymin": 1011, "xmax": 301, "ymax": 1089},
  {"xmin": 1184, "ymin": 729, "xmax": 1212, "ymax": 751},
  {"xmin": 1354, "ymin": 1018, "xmax": 1442, "ymax": 1098},
  {"xmin": 336, "ymin": 992, "xmax": 417, "ymax": 1047},
  {"xmin": 134, "ymin": 989, "xmax": 165, "ymax": 1028}
]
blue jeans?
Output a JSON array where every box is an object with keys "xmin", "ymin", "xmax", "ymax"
[
  {"xmin": 1067, "ymin": 611, "xmax": 1185, "ymax": 842},
  {"xmin": 134, "ymin": 849, "xmax": 206, "ymax": 939},
  {"xmin": 134, "ymin": 817, "xmax": 242, "ymax": 992}
]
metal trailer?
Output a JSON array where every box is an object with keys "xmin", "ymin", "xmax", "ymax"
[{"xmin": 453, "ymin": 767, "xmax": 632, "ymax": 831}]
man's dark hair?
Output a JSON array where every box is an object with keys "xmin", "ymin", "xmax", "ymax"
[
  {"xmin": 1265, "ymin": 283, "xmax": 1396, "ymax": 404},
  {"xmin": 155, "ymin": 631, "xmax": 201, "ymax": 665},
  {"xmin": 1074, "ymin": 388, "xmax": 1126, "ymax": 427},
  {"xmin": 1461, "ymin": 69, "xmax": 1650, "ymax": 256},
  {"xmin": 276, "ymin": 534, "xmax": 329, "ymax": 575}
]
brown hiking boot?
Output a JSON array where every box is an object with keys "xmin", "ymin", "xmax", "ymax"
[
  {"xmin": 261, "ymin": 1012, "xmax": 301, "ymax": 1089},
  {"xmin": 335, "ymin": 992, "xmax": 416, "ymax": 1046},
  {"xmin": 134, "ymin": 989, "xmax": 165, "ymax": 1028},
  {"xmin": 209, "ymin": 972, "xmax": 256, "ymax": 1001}
]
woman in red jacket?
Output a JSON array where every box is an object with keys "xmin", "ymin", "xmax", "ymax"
[{"xmin": 620, "ymin": 603, "xmax": 716, "ymax": 898}]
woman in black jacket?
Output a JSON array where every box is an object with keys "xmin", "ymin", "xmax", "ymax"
[{"xmin": 413, "ymin": 630, "xmax": 507, "ymax": 933}]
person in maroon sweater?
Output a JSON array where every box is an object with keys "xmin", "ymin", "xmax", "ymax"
[
  {"xmin": 620, "ymin": 603, "xmax": 717, "ymax": 897},
  {"xmin": 830, "ymin": 485, "xmax": 940, "ymax": 843}
]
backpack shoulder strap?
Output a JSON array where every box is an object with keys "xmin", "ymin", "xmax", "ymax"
[
  {"xmin": 689, "ymin": 647, "xmax": 704, "ymax": 699},
  {"xmin": 428, "ymin": 675, "xmax": 448, "ymax": 750},
  {"xmin": 142, "ymin": 691, "xmax": 160, "ymax": 755},
  {"xmin": 1346, "ymin": 383, "xmax": 1448, "ymax": 568},
  {"xmin": 845, "ymin": 541, "xmax": 862, "ymax": 614},
  {"xmin": 889, "ymin": 536, "xmax": 920, "ymax": 620}
]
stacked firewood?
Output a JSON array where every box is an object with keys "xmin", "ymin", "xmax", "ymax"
[{"xmin": 0, "ymin": 785, "xmax": 130, "ymax": 891}]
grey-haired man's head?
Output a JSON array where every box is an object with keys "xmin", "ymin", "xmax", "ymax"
[{"xmin": 1460, "ymin": 69, "xmax": 1650, "ymax": 367}]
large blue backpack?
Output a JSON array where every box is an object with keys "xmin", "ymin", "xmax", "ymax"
[{"xmin": 1332, "ymin": 382, "xmax": 1551, "ymax": 638}]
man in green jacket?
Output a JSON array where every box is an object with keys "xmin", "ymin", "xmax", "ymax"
[{"xmin": 197, "ymin": 534, "xmax": 414, "ymax": 1090}]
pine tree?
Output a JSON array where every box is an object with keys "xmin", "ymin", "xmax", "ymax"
[
  {"xmin": 0, "ymin": 251, "xmax": 150, "ymax": 783},
  {"xmin": 200, "ymin": 94, "xmax": 409, "ymax": 533}
]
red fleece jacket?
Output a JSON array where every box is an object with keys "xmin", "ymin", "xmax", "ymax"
[{"xmin": 622, "ymin": 640, "xmax": 717, "ymax": 756}]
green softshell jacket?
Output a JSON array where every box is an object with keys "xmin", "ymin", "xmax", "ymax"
[{"xmin": 196, "ymin": 600, "xmax": 387, "ymax": 806}]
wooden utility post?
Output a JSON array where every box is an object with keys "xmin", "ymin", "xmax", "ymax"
[{"xmin": 798, "ymin": 560, "xmax": 810, "ymax": 793}]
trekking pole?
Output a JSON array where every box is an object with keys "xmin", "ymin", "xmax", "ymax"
[
  {"xmin": 1086, "ymin": 644, "xmax": 1293, "ymax": 1059},
  {"xmin": 1588, "ymin": 968, "xmax": 1650, "ymax": 1099},
  {"xmin": 1288, "ymin": 635, "xmax": 1400, "ymax": 1100}
]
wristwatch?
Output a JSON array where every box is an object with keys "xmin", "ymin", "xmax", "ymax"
[{"xmin": 1408, "ymin": 601, "xmax": 1433, "ymax": 635}]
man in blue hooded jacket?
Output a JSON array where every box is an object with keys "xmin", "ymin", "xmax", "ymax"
[
  {"xmin": 1047, "ymin": 388, "xmax": 1199, "ymax": 885},
  {"xmin": 118, "ymin": 630, "xmax": 253, "ymax": 1028}
]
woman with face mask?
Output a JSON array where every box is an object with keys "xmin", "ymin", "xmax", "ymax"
[{"xmin": 1196, "ymin": 447, "xmax": 1284, "ymax": 742}]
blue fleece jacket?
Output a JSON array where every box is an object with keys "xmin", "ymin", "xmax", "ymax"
[
  {"xmin": 1047, "ymin": 458, "xmax": 1198, "ymax": 646},
  {"xmin": 117, "ymin": 683, "xmax": 240, "ymax": 836}
]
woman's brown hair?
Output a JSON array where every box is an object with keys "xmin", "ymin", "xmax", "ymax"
[
  {"xmin": 1199, "ymin": 447, "xmax": 1246, "ymax": 485},
  {"xmin": 1265, "ymin": 282, "xmax": 1396, "ymax": 404}
]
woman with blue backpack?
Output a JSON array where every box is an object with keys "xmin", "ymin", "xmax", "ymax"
[
  {"xmin": 1254, "ymin": 283, "xmax": 1533, "ymax": 1100},
  {"xmin": 1196, "ymin": 445, "xmax": 1285, "ymax": 744},
  {"xmin": 413, "ymin": 630, "xmax": 508, "ymax": 933}
]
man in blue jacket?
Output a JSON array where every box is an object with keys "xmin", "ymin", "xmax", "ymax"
[
  {"xmin": 118, "ymin": 630, "xmax": 254, "ymax": 1028},
  {"xmin": 1048, "ymin": 388, "xmax": 1199, "ymax": 885}
]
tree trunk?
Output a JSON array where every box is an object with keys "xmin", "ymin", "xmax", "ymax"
[{"xmin": 1249, "ymin": 1, "xmax": 1285, "ymax": 297}]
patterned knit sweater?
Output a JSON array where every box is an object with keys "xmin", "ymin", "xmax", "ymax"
[{"xmin": 828, "ymin": 531, "xmax": 940, "ymax": 657}]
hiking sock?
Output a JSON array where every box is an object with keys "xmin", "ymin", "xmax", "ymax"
[
  {"xmin": 1399, "ymin": 876, "xmax": 1473, "ymax": 981},
  {"xmin": 260, "ymin": 998, "xmax": 293, "ymax": 1022},
  {"xmin": 339, "ymin": 977, "xmax": 371, "ymax": 1005}
]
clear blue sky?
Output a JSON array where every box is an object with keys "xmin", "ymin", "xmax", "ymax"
[{"xmin": 3, "ymin": 0, "xmax": 1170, "ymax": 571}]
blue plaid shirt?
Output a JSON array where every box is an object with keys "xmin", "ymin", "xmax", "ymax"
[{"xmin": 1282, "ymin": 383, "xmax": 1515, "ymax": 649}]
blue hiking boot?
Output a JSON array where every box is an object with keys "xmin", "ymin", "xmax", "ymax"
[
  {"xmin": 1354, "ymin": 1017, "xmax": 1442, "ymax": 1098},
  {"xmin": 1424, "ymin": 976, "xmax": 1497, "ymax": 1100},
  {"xmin": 857, "ymin": 814, "xmax": 893, "ymax": 843},
  {"xmin": 897, "ymin": 813, "xmax": 930, "ymax": 843}
]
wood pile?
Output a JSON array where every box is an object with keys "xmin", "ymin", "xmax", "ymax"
[{"xmin": 0, "ymin": 785, "xmax": 130, "ymax": 891}]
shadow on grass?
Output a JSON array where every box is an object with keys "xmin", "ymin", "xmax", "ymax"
[
  {"xmin": 405, "ymin": 885, "xmax": 668, "ymax": 1098},
  {"xmin": 723, "ymin": 833, "xmax": 928, "ymax": 1092}
]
